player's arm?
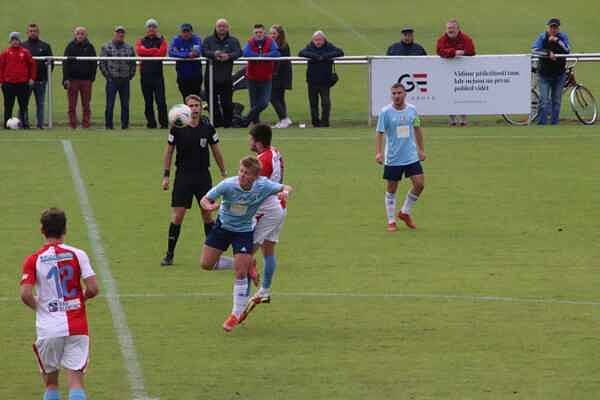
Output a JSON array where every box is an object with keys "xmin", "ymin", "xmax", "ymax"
[
  {"xmin": 375, "ymin": 132, "xmax": 384, "ymax": 164},
  {"xmin": 83, "ymin": 276, "xmax": 99, "ymax": 300},
  {"xmin": 200, "ymin": 183, "xmax": 224, "ymax": 211},
  {"xmin": 200, "ymin": 195, "xmax": 220, "ymax": 211},
  {"xmin": 209, "ymin": 143, "xmax": 227, "ymax": 178},
  {"xmin": 162, "ymin": 143, "xmax": 175, "ymax": 190},
  {"xmin": 20, "ymin": 284, "xmax": 37, "ymax": 310},
  {"xmin": 414, "ymin": 126, "xmax": 426, "ymax": 161}
]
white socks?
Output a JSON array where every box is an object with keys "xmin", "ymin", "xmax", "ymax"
[
  {"xmin": 385, "ymin": 192, "xmax": 396, "ymax": 223},
  {"xmin": 232, "ymin": 279, "xmax": 249, "ymax": 318},
  {"xmin": 213, "ymin": 256, "xmax": 234, "ymax": 270},
  {"xmin": 401, "ymin": 191, "xmax": 419, "ymax": 215}
]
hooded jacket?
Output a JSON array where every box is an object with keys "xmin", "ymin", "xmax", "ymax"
[
  {"xmin": 436, "ymin": 31, "xmax": 476, "ymax": 58},
  {"xmin": 169, "ymin": 34, "xmax": 203, "ymax": 80},
  {"xmin": 243, "ymin": 36, "xmax": 279, "ymax": 82},
  {"xmin": 202, "ymin": 31, "xmax": 242, "ymax": 84},
  {"xmin": 135, "ymin": 34, "xmax": 168, "ymax": 79},
  {"xmin": 0, "ymin": 45, "xmax": 36, "ymax": 83}
]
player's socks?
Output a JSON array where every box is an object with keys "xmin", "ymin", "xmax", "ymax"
[
  {"xmin": 262, "ymin": 255, "xmax": 277, "ymax": 289},
  {"xmin": 385, "ymin": 192, "xmax": 396, "ymax": 223},
  {"xmin": 203, "ymin": 221, "xmax": 215, "ymax": 236},
  {"xmin": 43, "ymin": 388, "xmax": 60, "ymax": 400},
  {"xmin": 232, "ymin": 278, "xmax": 249, "ymax": 318},
  {"xmin": 400, "ymin": 191, "xmax": 419, "ymax": 215},
  {"xmin": 167, "ymin": 223, "xmax": 181, "ymax": 255},
  {"xmin": 214, "ymin": 256, "xmax": 234, "ymax": 270},
  {"xmin": 68, "ymin": 388, "xmax": 86, "ymax": 400}
]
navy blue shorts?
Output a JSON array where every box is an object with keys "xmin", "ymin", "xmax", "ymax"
[
  {"xmin": 204, "ymin": 219, "xmax": 253, "ymax": 254},
  {"xmin": 383, "ymin": 161, "xmax": 423, "ymax": 181}
]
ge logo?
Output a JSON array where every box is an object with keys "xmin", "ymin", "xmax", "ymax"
[{"xmin": 397, "ymin": 73, "xmax": 429, "ymax": 93}]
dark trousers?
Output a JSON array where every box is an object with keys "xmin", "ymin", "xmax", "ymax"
[
  {"xmin": 141, "ymin": 77, "xmax": 168, "ymax": 128},
  {"xmin": 2, "ymin": 82, "xmax": 30, "ymax": 128},
  {"xmin": 177, "ymin": 77, "xmax": 203, "ymax": 101},
  {"xmin": 23, "ymin": 81, "xmax": 46, "ymax": 128},
  {"xmin": 67, "ymin": 80, "xmax": 93, "ymax": 129},
  {"xmin": 207, "ymin": 81, "xmax": 234, "ymax": 127},
  {"xmin": 105, "ymin": 79, "xmax": 131, "ymax": 129},
  {"xmin": 270, "ymin": 87, "xmax": 288, "ymax": 120},
  {"xmin": 308, "ymin": 84, "xmax": 331, "ymax": 127},
  {"xmin": 245, "ymin": 80, "xmax": 272, "ymax": 124}
]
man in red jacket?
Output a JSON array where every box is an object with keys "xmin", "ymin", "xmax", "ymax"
[
  {"xmin": 436, "ymin": 19, "xmax": 476, "ymax": 126},
  {"xmin": 0, "ymin": 32, "xmax": 36, "ymax": 129}
]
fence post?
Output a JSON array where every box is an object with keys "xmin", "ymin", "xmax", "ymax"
[
  {"xmin": 367, "ymin": 57, "xmax": 372, "ymax": 126},
  {"xmin": 47, "ymin": 58, "xmax": 53, "ymax": 129},
  {"xmin": 208, "ymin": 59, "xmax": 214, "ymax": 125}
]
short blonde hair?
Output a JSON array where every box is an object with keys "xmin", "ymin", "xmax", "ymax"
[
  {"xmin": 240, "ymin": 156, "xmax": 261, "ymax": 175},
  {"xmin": 312, "ymin": 30, "xmax": 327, "ymax": 40}
]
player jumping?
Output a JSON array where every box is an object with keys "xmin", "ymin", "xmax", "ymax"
[{"xmin": 375, "ymin": 82, "xmax": 426, "ymax": 231}]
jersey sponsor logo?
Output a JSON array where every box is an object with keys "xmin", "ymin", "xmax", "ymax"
[
  {"xmin": 39, "ymin": 253, "xmax": 74, "ymax": 263},
  {"xmin": 47, "ymin": 298, "xmax": 81, "ymax": 313}
]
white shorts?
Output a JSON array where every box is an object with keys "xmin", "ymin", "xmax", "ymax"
[
  {"xmin": 33, "ymin": 335, "xmax": 89, "ymax": 374},
  {"xmin": 254, "ymin": 209, "xmax": 286, "ymax": 245}
]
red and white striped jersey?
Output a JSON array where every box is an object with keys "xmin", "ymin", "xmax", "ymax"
[
  {"xmin": 20, "ymin": 243, "xmax": 96, "ymax": 339},
  {"xmin": 257, "ymin": 146, "xmax": 286, "ymax": 214}
]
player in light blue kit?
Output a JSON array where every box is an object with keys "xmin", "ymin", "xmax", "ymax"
[
  {"xmin": 375, "ymin": 82, "xmax": 426, "ymax": 231},
  {"xmin": 200, "ymin": 156, "xmax": 293, "ymax": 332}
]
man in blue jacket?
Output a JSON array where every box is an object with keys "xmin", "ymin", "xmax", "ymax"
[
  {"xmin": 532, "ymin": 18, "xmax": 570, "ymax": 125},
  {"xmin": 169, "ymin": 23, "xmax": 203, "ymax": 100},
  {"xmin": 386, "ymin": 27, "xmax": 427, "ymax": 56}
]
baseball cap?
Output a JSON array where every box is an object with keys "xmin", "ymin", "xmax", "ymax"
[
  {"xmin": 114, "ymin": 25, "xmax": 126, "ymax": 33},
  {"xmin": 547, "ymin": 18, "xmax": 561, "ymax": 26},
  {"xmin": 180, "ymin": 23, "xmax": 193, "ymax": 32},
  {"xmin": 401, "ymin": 26, "xmax": 414, "ymax": 33},
  {"xmin": 145, "ymin": 18, "xmax": 159, "ymax": 28},
  {"xmin": 9, "ymin": 31, "xmax": 20, "ymax": 41}
]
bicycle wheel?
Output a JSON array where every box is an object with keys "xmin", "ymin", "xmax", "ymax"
[
  {"xmin": 503, "ymin": 89, "xmax": 539, "ymax": 125},
  {"xmin": 570, "ymin": 85, "xmax": 598, "ymax": 125}
]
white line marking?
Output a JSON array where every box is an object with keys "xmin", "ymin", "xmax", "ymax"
[{"xmin": 62, "ymin": 140, "xmax": 157, "ymax": 400}]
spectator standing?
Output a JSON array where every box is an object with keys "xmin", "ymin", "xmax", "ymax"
[
  {"xmin": 22, "ymin": 24, "xmax": 53, "ymax": 129},
  {"xmin": 298, "ymin": 30, "xmax": 344, "ymax": 128},
  {"xmin": 532, "ymin": 18, "xmax": 570, "ymax": 125},
  {"xmin": 99, "ymin": 26, "xmax": 136, "ymax": 129},
  {"xmin": 63, "ymin": 27, "xmax": 97, "ymax": 129},
  {"xmin": 269, "ymin": 25, "xmax": 293, "ymax": 128},
  {"xmin": 202, "ymin": 19, "xmax": 242, "ymax": 128},
  {"xmin": 436, "ymin": 19, "xmax": 475, "ymax": 126},
  {"xmin": 241, "ymin": 24, "xmax": 280, "ymax": 127},
  {"xmin": 0, "ymin": 32, "xmax": 36, "ymax": 129},
  {"xmin": 387, "ymin": 27, "xmax": 427, "ymax": 56},
  {"xmin": 169, "ymin": 23, "xmax": 203, "ymax": 100}
]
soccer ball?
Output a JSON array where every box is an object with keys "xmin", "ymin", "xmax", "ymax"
[
  {"xmin": 168, "ymin": 104, "xmax": 192, "ymax": 128},
  {"xmin": 6, "ymin": 117, "xmax": 21, "ymax": 130}
]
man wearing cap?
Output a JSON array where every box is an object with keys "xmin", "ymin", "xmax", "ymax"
[
  {"xmin": 532, "ymin": 18, "xmax": 571, "ymax": 125},
  {"xmin": 99, "ymin": 26, "xmax": 136, "ymax": 129},
  {"xmin": 22, "ymin": 24, "xmax": 53, "ymax": 129},
  {"xmin": 387, "ymin": 27, "xmax": 427, "ymax": 56},
  {"xmin": 0, "ymin": 32, "xmax": 36, "ymax": 129},
  {"xmin": 136, "ymin": 18, "xmax": 169, "ymax": 129},
  {"xmin": 169, "ymin": 23, "xmax": 203, "ymax": 100},
  {"xmin": 63, "ymin": 27, "xmax": 97, "ymax": 129}
]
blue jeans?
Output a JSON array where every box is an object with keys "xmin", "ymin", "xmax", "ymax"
[
  {"xmin": 538, "ymin": 73, "xmax": 566, "ymax": 125},
  {"xmin": 20, "ymin": 81, "xmax": 46, "ymax": 128},
  {"xmin": 246, "ymin": 80, "xmax": 272, "ymax": 123},
  {"xmin": 105, "ymin": 79, "xmax": 130, "ymax": 128}
]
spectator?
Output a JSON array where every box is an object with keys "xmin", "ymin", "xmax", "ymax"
[
  {"xmin": 532, "ymin": 18, "xmax": 570, "ymax": 125},
  {"xmin": 136, "ymin": 18, "xmax": 168, "ymax": 129},
  {"xmin": 436, "ymin": 19, "xmax": 475, "ymax": 126},
  {"xmin": 0, "ymin": 32, "xmax": 36, "ymax": 129},
  {"xmin": 63, "ymin": 27, "xmax": 97, "ymax": 129},
  {"xmin": 22, "ymin": 24, "xmax": 53, "ymax": 129},
  {"xmin": 241, "ymin": 24, "xmax": 280, "ymax": 127},
  {"xmin": 298, "ymin": 30, "xmax": 344, "ymax": 128},
  {"xmin": 269, "ymin": 24, "xmax": 293, "ymax": 128},
  {"xmin": 202, "ymin": 18, "xmax": 242, "ymax": 128},
  {"xmin": 99, "ymin": 26, "xmax": 136, "ymax": 130},
  {"xmin": 387, "ymin": 27, "xmax": 427, "ymax": 56},
  {"xmin": 169, "ymin": 23, "xmax": 203, "ymax": 100}
]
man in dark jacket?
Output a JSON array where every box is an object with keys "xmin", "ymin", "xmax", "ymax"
[
  {"xmin": 22, "ymin": 24, "xmax": 53, "ymax": 129},
  {"xmin": 169, "ymin": 23, "xmax": 203, "ymax": 101},
  {"xmin": 387, "ymin": 27, "xmax": 427, "ymax": 56},
  {"xmin": 99, "ymin": 26, "xmax": 136, "ymax": 129},
  {"xmin": 532, "ymin": 18, "xmax": 571, "ymax": 125},
  {"xmin": 298, "ymin": 30, "xmax": 344, "ymax": 127},
  {"xmin": 63, "ymin": 27, "xmax": 97, "ymax": 129},
  {"xmin": 202, "ymin": 19, "xmax": 242, "ymax": 128},
  {"xmin": 135, "ymin": 18, "xmax": 168, "ymax": 129}
]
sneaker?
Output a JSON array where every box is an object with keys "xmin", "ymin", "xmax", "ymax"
[
  {"xmin": 280, "ymin": 117, "xmax": 292, "ymax": 128},
  {"xmin": 248, "ymin": 258, "xmax": 260, "ymax": 287},
  {"xmin": 397, "ymin": 212, "xmax": 416, "ymax": 229},
  {"xmin": 272, "ymin": 121, "xmax": 282, "ymax": 129},
  {"xmin": 252, "ymin": 287, "xmax": 271, "ymax": 304},
  {"xmin": 387, "ymin": 222, "xmax": 398, "ymax": 232},
  {"xmin": 160, "ymin": 253, "xmax": 173, "ymax": 266},
  {"xmin": 223, "ymin": 313, "xmax": 240, "ymax": 332}
]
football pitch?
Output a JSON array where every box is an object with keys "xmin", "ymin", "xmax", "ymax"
[{"xmin": 1, "ymin": 125, "xmax": 600, "ymax": 399}]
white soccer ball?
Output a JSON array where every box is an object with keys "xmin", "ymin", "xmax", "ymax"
[
  {"xmin": 6, "ymin": 117, "xmax": 21, "ymax": 130},
  {"xmin": 168, "ymin": 104, "xmax": 192, "ymax": 128}
]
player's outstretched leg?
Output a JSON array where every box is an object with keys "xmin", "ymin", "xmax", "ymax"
[
  {"xmin": 223, "ymin": 254, "xmax": 252, "ymax": 332},
  {"xmin": 397, "ymin": 173, "xmax": 424, "ymax": 229},
  {"xmin": 384, "ymin": 180, "xmax": 399, "ymax": 231}
]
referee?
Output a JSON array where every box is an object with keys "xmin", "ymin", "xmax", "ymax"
[{"xmin": 161, "ymin": 94, "xmax": 227, "ymax": 266}]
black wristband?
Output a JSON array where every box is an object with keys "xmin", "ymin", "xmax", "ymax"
[{"xmin": 163, "ymin": 169, "xmax": 170, "ymax": 178}]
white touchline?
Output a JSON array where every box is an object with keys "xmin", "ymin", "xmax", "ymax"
[{"xmin": 62, "ymin": 140, "xmax": 158, "ymax": 400}]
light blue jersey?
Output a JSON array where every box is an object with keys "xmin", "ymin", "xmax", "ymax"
[
  {"xmin": 376, "ymin": 103, "xmax": 421, "ymax": 166},
  {"xmin": 206, "ymin": 176, "xmax": 284, "ymax": 232}
]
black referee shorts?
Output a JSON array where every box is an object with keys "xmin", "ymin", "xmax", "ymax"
[{"xmin": 171, "ymin": 171, "xmax": 212, "ymax": 209}]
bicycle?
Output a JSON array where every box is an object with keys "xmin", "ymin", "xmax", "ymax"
[{"xmin": 503, "ymin": 59, "xmax": 598, "ymax": 125}]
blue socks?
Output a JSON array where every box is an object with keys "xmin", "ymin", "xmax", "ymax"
[
  {"xmin": 68, "ymin": 388, "xmax": 86, "ymax": 400},
  {"xmin": 263, "ymin": 255, "xmax": 277, "ymax": 289},
  {"xmin": 44, "ymin": 389, "xmax": 60, "ymax": 400}
]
